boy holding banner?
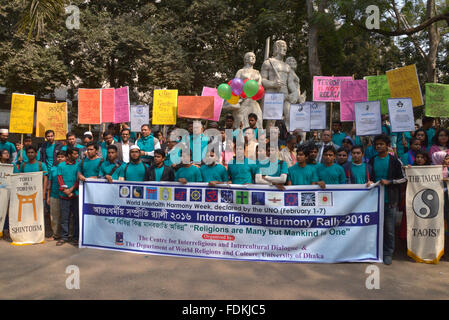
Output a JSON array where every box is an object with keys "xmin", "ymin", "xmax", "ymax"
[
  {"xmin": 287, "ymin": 145, "xmax": 321, "ymax": 186},
  {"xmin": 147, "ymin": 149, "xmax": 175, "ymax": 182},
  {"xmin": 342, "ymin": 146, "xmax": 374, "ymax": 184},
  {"xmin": 15, "ymin": 146, "xmax": 48, "ymax": 196},
  {"xmin": 47, "ymin": 151, "xmax": 67, "ymax": 240},
  {"xmin": 119, "ymin": 146, "xmax": 150, "ymax": 182},
  {"xmin": 316, "ymin": 146, "xmax": 346, "ymax": 185},
  {"xmin": 78, "ymin": 143, "xmax": 103, "ymax": 180},
  {"xmin": 98, "ymin": 145, "xmax": 124, "ymax": 183},
  {"xmin": 369, "ymin": 134, "xmax": 406, "ymax": 265}
]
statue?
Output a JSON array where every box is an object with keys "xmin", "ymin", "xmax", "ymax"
[
  {"xmin": 261, "ymin": 40, "xmax": 301, "ymax": 132},
  {"xmin": 222, "ymin": 52, "xmax": 263, "ymax": 129},
  {"xmin": 286, "ymin": 56, "xmax": 307, "ymax": 140}
]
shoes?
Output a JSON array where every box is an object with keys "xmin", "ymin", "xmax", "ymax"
[
  {"xmin": 56, "ymin": 239, "xmax": 66, "ymax": 246},
  {"xmin": 384, "ymin": 255, "xmax": 393, "ymax": 265},
  {"xmin": 71, "ymin": 239, "xmax": 79, "ymax": 246}
]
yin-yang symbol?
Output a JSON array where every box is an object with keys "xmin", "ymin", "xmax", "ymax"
[{"xmin": 412, "ymin": 189, "xmax": 439, "ymax": 219}]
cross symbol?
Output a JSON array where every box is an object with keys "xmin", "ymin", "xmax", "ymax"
[{"xmin": 237, "ymin": 192, "xmax": 248, "ymax": 203}]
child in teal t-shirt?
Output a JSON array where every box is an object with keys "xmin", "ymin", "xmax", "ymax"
[
  {"xmin": 287, "ymin": 147, "xmax": 319, "ymax": 185},
  {"xmin": 316, "ymin": 146, "xmax": 346, "ymax": 185}
]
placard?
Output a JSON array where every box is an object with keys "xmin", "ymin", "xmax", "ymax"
[
  {"xmin": 152, "ymin": 90, "xmax": 178, "ymax": 125},
  {"xmin": 263, "ymin": 93, "xmax": 284, "ymax": 120},
  {"xmin": 424, "ymin": 83, "xmax": 449, "ymax": 117},
  {"xmin": 354, "ymin": 101, "xmax": 382, "ymax": 136},
  {"xmin": 387, "ymin": 98, "xmax": 415, "ymax": 133},
  {"xmin": 78, "ymin": 89, "xmax": 101, "ymax": 124},
  {"xmin": 114, "ymin": 87, "xmax": 130, "ymax": 123},
  {"xmin": 312, "ymin": 76, "xmax": 353, "ymax": 102},
  {"xmin": 340, "ymin": 80, "xmax": 368, "ymax": 122},
  {"xmin": 202, "ymin": 87, "xmax": 224, "ymax": 122},
  {"xmin": 130, "ymin": 105, "xmax": 149, "ymax": 132},
  {"xmin": 386, "ymin": 64, "xmax": 424, "ymax": 107},
  {"xmin": 310, "ymin": 102, "xmax": 327, "ymax": 130},
  {"xmin": 36, "ymin": 101, "xmax": 68, "ymax": 140},
  {"xmin": 289, "ymin": 103, "xmax": 311, "ymax": 132},
  {"xmin": 177, "ymin": 96, "xmax": 214, "ymax": 120},
  {"xmin": 101, "ymin": 88, "xmax": 115, "ymax": 123},
  {"xmin": 9, "ymin": 93, "xmax": 35, "ymax": 134},
  {"xmin": 364, "ymin": 75, "xmax": 391, "ymax": 114}
]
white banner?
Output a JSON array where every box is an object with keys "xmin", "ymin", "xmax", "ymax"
[
  {"xmin": 388, "ymin": 98, "xmax": 415, "ymax": 133},
  {"xmin": 130, "ymin": 105, "xmax": 149, "ymax": 133},
  {"xmin": 310, "ymin": 102, "xmax": 326, "ymax": 130},
  {"xmin": 0, "ymin": 163, "xmax": 14, "ymax": 186},
  {"xmin": 0, "ymin": 188, "xmax": 8, "ymax": 234},
  {"xmin": 263, "ymin": 93, "xmax": 284, "ymax": 120},
  {"xmin": 8, "ymin": 172, "xmax": 45, "ymax": 245},
  {"xmin": 80, "ymin": 181, "xmax": 384, "ymax": 263},
  {"xmin": 354, "ymin": 101, "xmax": 382, "ymax": 136},
  {"xmin": 405, "ymin": 166, "xmax": 445, "ymax": 264},
  {"xmin": 289, "ymin": 103, "xmax": 311, "ymax": 132}
]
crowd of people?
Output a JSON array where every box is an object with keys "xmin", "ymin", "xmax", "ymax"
[{"xmin": 1, "ymin": 113, "xmax": 448, "ymax": 265}]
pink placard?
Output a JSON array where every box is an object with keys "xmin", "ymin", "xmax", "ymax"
[
  {"xmin": 313, "ymin": 76, "xmax": 353, "ymax": 102},
  {"xmin": 202, "ymin": 87, "xmax": 224, "ymax": 122},
  {"xmin": 101, "ymin": 88, "xmax": 115, "ymax": 123},
  {"xmin": 340, "ymin": 80, "xmax": 368, "ymax": 122},
  {"xmin": 114, "ymin": 87, "xmax": 130, "ymax": 123}
]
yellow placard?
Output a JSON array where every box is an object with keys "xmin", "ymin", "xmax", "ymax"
[
  {"xmin": 36, "ymin": 102, "xmax": 68, "ymax": 140},
  {"xmin": 386, "ymin": 64, "xmax": 424, "ymax": 107},
  {"xmin": 9, "ymin": 93, "xmax": 35, "ymax": 134},
  {"xmin": 152, "ymin": 90, "xmax": 178, "ymax": 125}
]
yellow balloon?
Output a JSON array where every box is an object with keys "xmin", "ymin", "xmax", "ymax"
[{"xmin": 227, "ymin": 95, "xmax": 240, "ymax": 105}]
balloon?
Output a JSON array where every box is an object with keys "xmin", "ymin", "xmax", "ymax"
[
  {"xmin": 243, "ymin": 80, "xmax": 259, "ymax": 98},
  {"xmin": 241, "ymin": 79, "xmax": 249, "ymax": 98},
  {"xmin": 230, "ymin": 78, "xmax": 244, "ymax": 95},
  {"xmin": 227, "ymin": 94, "xmax": 240, "ymax": 105},
  {"xmin": 217, "ymin": 83, "xmax": 232, "ymax": 100},
  {"xmin": 251, "ymin": 85, "xmax": 265, "ymax": 100}
]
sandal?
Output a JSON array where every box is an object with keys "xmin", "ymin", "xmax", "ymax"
[{"xmin": 56, "ymin": 239, "xmax": 66, "ymax": 246}]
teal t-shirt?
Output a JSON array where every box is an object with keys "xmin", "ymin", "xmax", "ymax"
[
  {"xmin": 288, "ymin": 164, "xmax": 318, "ymax": 185},
  {"xmin": 350, "ymin": 162, "xmax": 369, "ymax": 184},
  {"xmin": 137, "ymin": 134, "xmax": 155, "ymax": 160},
  {"xmin": 79, "ymin": 157, "xmax": 102, "ymax": 178},
  {"xmin": 57, "ymin": 161, "xmax": 80, "ymax": 197},
  {"xmin": 227, "ymin": 158, "xmax": 257, "ymax": 184},
  {"xmin": 175, "ymin": 165, "xmax": 203, "ymax": 183},
  {"xmin": 426, "ymin": 128, "xmax": 435, "ymax": 148},
  {"xmin": 332, "ymin": 132, "xmax": 346, "ymax": 147},
  {"xmin": 200, "ymin": 163, "xmax": 228, "ymax": 182},
  {"xmin": 99, "ymin": 160, "xmax": 123, "ymax": 180},
  {"xmin": 49, "ymin": 165, "xmax": 60, "ymax": 198},
  {"xmin": 165, "ymin": 148, "xmax": 182, "ymax": 167},
  {"xmin": 45, "ymin": 143, "xmax": 55, "ymax": 168},
  {"xmin": 120, "ymin": 162, "xmax": 148, "ymax": 182},
  {"xmin": 154, "ymin": 166, "xmax": 165, "ymax": 182},
  {"xmin": 374, "ymin": 155, "xmax": 390, "ymax": 203},
  {"xmin": 317, "ymin": 163, "xmax": 346, "ymax": 184},
  {"xmin": 256, "ymin": 160, "xmax": 288, "ymax": 177},
  {"xmin": 17, "ymin": 161, "xmax": 48, "ymax": 175},
  {"xmin": 61, "ymin": 144, "xmax": 84, "ymax": 151},
  {"xmin": 189, "ymin": 134, "xmax": 209, "ymax": 163}
]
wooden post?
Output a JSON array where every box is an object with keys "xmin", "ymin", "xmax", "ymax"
[{"xmin": 20, "ymin": 134, "xmax": 24, "ymax": 162}]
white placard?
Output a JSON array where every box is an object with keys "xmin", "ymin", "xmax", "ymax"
[
  {"xmin": 310, "ymin": 102, "xmax": 326, "ymax": 130},
  {"xmin": 387, "ymin": 98, "xmax": 415, "ymax": 133},
  {"xmin": 130, "ymin": 105, "xmax": 149, "ymax": 133},
  {"xmin": 263, "ymin": 93, "xmax": 284, "ymax": 120},
  {"xmin": 289, "ymin": 103, "xmax": 311, "ymax": 132},
  {"xmin": 354, "ymin": 101, "xmax": 382, "ymax": 136}
]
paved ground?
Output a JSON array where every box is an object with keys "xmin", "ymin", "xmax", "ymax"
[{"xmin": 1, "ymin": 231, "xmax": 448, "ymax": 300}]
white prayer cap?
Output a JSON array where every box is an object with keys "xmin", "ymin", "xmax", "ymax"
[
  {"xmin": 0, "ymin": 129, "xmax": 8, "ymax": 134},
  {"xmin": 130, "ymin": 145, "xmax": 140, "ymax": 151},
  {"xmin": 84, "ymin": 131, "xmax": 93, "ymax": 136}
]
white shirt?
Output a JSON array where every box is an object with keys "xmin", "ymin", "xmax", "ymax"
[{"xmin": 122, "ymin": 142, "xmax": 130, "ymax": 163}]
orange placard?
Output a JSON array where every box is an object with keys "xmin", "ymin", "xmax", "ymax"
[
  {"xmin": 78, "ymin": 89, "xmax": 101, "ymax": 124},
  {"xmin": 177, "ymin": 96, "xmax": 214, "ymax": 120}
]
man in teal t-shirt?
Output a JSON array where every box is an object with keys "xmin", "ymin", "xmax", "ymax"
[
  {"xmin": 227, "ymin": 144, "xmax": 257, "ymax": 184},
  {"xmin": 119, "ymin": 146, "xmax": 149, "ymax": 182},
  {"xmin": 98, "ymin": 145, "xmax": 124, "ymax": 183},
  {"xmin": 78, "ymin": 143, "xmax": 103, "ymax": 181},
  {"xmin": 61, "ymin": 132, "xmax": 84, "ymax": 160},
  {"xmin": 331, "ymin": 121, "xmax": 346, "ymax": 147},
  {"xmin": 175, "ymin": 152, "xmax": 202, "ymax": 183},
  {"xmin": 316, "ymin": 146, "xmax": 346, "ymax": 186},
  {"xmin": 200, "ymin": 150, "xmax": 228, "ymax": 186},
  {"xmin": 342, "ymin": 146, "xmax": 374, "ymax": 184},
  {"xmin": 47, "ymin": 151, "xmax": 66, "ymax": 240},
  {"xmin": 256, "ymin": 146, "xmax": 288, "ymax": 188},
  {"xmin": 287, "ymin": 146, "xmax": 320, "ymax": 186},
  {"xmin": 0, "ymin": 129, "xmax": 17, "ymax": 162},
  {"xmin": 137, "ymin": 124, "xmax": 161, "ymax": 165},
  {"xmin": 16, "ymin": 146, "xmax": 48, "ymax": 194}
]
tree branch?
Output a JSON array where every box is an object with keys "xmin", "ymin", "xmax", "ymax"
[{"xmin": 353, "ymin": 12, "xmax": 449, "ymax": 36}]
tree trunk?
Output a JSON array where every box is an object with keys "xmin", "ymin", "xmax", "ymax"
[
  {"xmin": 426, "ymin": 0, "xmax": 440, "ymax": 83},
  {"xmin": 306, "ymin": 0, "xmax": 323, "ymax": 78}
]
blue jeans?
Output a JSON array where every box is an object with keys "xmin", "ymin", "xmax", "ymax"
[
  {"xmin": 383, "ymin": 205, "xmax": 396, "ymax": 257},
  {"xmin": 60, "ymin": 198, "xmax": 79, "ymax": 241}
]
